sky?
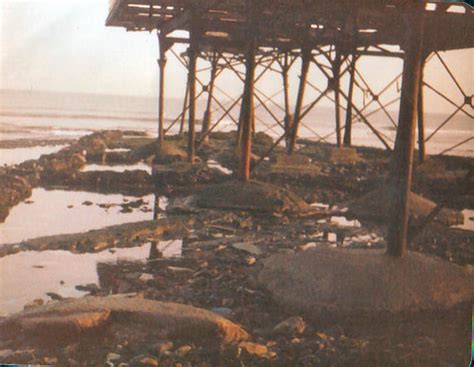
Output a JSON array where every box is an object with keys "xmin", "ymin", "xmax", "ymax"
[{"xmin": 0, "ymin": 0, "xmax": 472, "ymax": 113}]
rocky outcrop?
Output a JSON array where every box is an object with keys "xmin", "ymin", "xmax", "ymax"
[
  {"xmin": 0, "ymin": 173, "xmax": 32, "ymax": 222},
  {"xmin": 0, "ymin": 294, "xmax": 249, "ymax": 350}
]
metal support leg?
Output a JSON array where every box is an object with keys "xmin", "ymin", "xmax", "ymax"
[
  {"xmin": 239, "ymin": 38, "xmax": 257, "ymax": 182},
  {"xmin": 288, "ymin": 48, "xmax": 311, "ymax": 154},
  {"xmin": 187, "ymin": 45, "xmax": 197, "ymax": 163},
  {"xmin": 343, "ymin": 51, "xmax": 357, "ymax": 147},
  {"xmin": 157, "ymin": 34, "xmax": 167, "ymax": 146},
  {"xmin": 386, "ymin": 6, "xmax": 425, "ymax": 257},
  {"xmin": 201, "ymin": 53, "xmax": 218, "ymax": 143}
]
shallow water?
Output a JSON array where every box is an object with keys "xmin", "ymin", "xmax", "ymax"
[
  {"xmin": 0, "ymin": 188, "xmax": 155, "ymax": 245},
  {"xmin": 453, "ymin": 209, "xmax": 474, "ymax": 231},
  {"xmin": 0, "ymin": 145, "xmax": 67, "ymax": 166},
  {"xmin": 81, "ymin": 162, "xmax": 152, "ymax": 174},
  {"xmin": 0, "ymin": 240, "xmax": 182, "ymax": 316}
]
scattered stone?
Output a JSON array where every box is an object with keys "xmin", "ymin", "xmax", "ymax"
[
  {"xmin": 23, "ymin": 298, "xmax": 44, "ymax": 310},
  {"xmin": 139, "ymin": 273, "xmax": 154, "ymax": 282},
  {"xmin": 46, "ymin": 292, "xmax": 64, "ymax": 301},
  {"xmin": 238, "ymin": 342, "xmax": 270, "ymax": 358},
  {"xmin": 272, "ymin": 316, "xmax": 306, "ymax": 337},
  {"xmin": 154, "ymin": 341, "xmax": 174, "ymax": 355},
  {"xmin": 138, "ymin": 356, "xmax": 159, "ymax": 366},
  {"xmin": 82, "ymin": 201, "xmax": 93, "ymax": 206},
  {"xmin": 245, "ymin": 256, "xmax": 257, "ymax": 266},
  {"xmin": 75, "ymin": 283, "xmax": 100, "ymax": 293},
  {"xmin": 232, "ymin": 242, "xmax": 263, "ymax": 256},
  {"xmin": 175, "ymin": 345, "xmax": 192, "ymax": 357},
  {"xmin": 107, "ymin": 352, "xmax": 121, "ymax": 362}
]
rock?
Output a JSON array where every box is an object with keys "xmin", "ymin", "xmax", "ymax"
[
  {"xmin": 75, "ymin": 283, "xmax": 100, "ymax": 293},
  {"xmin": 0, "ymin": 295, "xmax": 249, "ymax": 347},
  {"xmin": 46, "ymin": 292, "xmax": 64, "ymax": 301},
  {"xmin": 23, "ymin": 298, "xmax": 44, "ymax": 310},
  {"xmin": 175, "ymin": 345, "xmax": 192, "ymax": 357},
  {"xmin": 191, "ymin": 180, "xmax": 311, "ymax": 214},
  {"xmin": 238, "ymin": 342, "xmax": 270, "ymax": 358},
  {"xmin": 137, "ymin": 356, "xmax": 159, "ymax": 366},
  {"xmin": 139, "ymin": 273, "xmax": 154, "ymax": 282},
  {"xmin": 232, "ymin": 242, "xmax": 263, "ymax": 256},
  {"xmin": 245, "ymin": 256, "xmax": 257, "ymax": 266},
  {"xmin": 259, "ymin": 247, "xmax": 474, "ymax": 319},
  {"xmin": 107, "ymin": 352, "xmax": 121, "ymax": 362},
  {"xmin": 154, "ymin": 340, "xmax": 174, "ymax": 355},
  {"xmin": 348, "ymin": 187, "xmax": 463, "ymax": 226},
  {"xmin": 0, "ymin": 174, "xmax": 32, "ymax": 222},
  {"xmin": 272, "ymin": 316, "xmax": 306, "ymax": 337}
]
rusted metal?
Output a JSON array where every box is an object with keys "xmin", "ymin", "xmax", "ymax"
[
  {"xmin": 386, "ymin": 5, "xmax": 425, "ymax": 257},
  {"xmin": 187, "ymin": 40, "xmax": 197, "ymax": 162},
  {"xmin": 157, "ymin": 33, "xmax": 167, "ymax": 146},
  {"xmin": 288, "ymin": 48, "xmax": 311, "ymax": 155},
  {"xmin": 417, "ymin": 62, "xmax": 426, "ymax": 162},
  {"xmin": 201, "ymin": 52, "xmax": 219, "ymax": 143}
]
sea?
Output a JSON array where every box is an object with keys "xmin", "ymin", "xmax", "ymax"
[{"xmin": 1, "ymin": 88, "xmax": 473, "ymax": 160}]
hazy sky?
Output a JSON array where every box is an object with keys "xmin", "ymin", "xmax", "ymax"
[{"xmin": 1, "ymin": 0, "xmax": 472, "ymax": 113}]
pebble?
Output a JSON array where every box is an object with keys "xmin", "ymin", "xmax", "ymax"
[
  {"xmin": 245, "ymin": 256, "xmax": 256, "ymax": 266},
  {"xmin": 272, "ymin": 316, "xmax": 306, "ymax": 337},
  {"xmin": 175, "ymin": 345, "xmax": 192, "ymax": 356},
  {"xmin": 238, "ymin": 342, "xmax": 269, "ymax": 357},
  {"xmin": 106, "ymin": 352, "xmax": 121, "ymax": 362}
]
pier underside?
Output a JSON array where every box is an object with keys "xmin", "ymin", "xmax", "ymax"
[{"xmin": 106, "ymin": 0, "xmax": 473, "ymax": 256}]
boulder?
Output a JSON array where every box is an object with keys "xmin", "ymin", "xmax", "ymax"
[
  {"xmin": 259, "ymin": 247, "xmax": 474, "ymax": 319},
  {"xmin": 347, "ymin": 187, "xmax": 463, "ymax": 226},
  {"xmin": 0, "ymin": 295, "xmax": 249, "ymax": 349},
  {"xmin": 172, "ymin": 180, "xmax": 311, "ymax": 214}
]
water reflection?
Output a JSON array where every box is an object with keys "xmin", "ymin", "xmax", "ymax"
[
  {"xmin": 0, "ymin": 145, "xmax": 67, "ymax": 166},
  {"xmin": 0, "ymin": 189, "xmax": 154, "ymax": 244},
  {"xmin": 0, "ymin": 240, "xmax": 182, "ymax": 316}
]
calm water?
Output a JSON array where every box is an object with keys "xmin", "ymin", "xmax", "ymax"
[
  {"xmin": 0, "ymin": 188, "xmax": 155, "ymax": 245},
  {"xmin": 1, "ymin": 89, "xmax": 472, "ymax": 156},
  {"xmin": 0, "ymin": 240, "xmax": 182, "ymax": 316}
]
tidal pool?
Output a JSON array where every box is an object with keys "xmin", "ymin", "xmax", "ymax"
[
  {"xmin": 0, "ymin": 240, "xmax": 182, "ymax": 316},
  {"xmin": 0, "ymin": 145, "xmax": 67, "ymax": 166},
  {"xmin": 0, "ymin": 188, "xmax": 155, "ymax": 245}
]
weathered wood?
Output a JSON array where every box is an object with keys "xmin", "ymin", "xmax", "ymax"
[{"xmin": 386, "ymin": 5, "xmax": 425, "ymax": 257}]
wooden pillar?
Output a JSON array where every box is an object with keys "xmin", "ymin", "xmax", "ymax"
[
  {"xmin": 157, "ymin": 34, "xmax": 167, "ymax": 147},
  {"xmin": 333, "ymin": 48, "xmax": 342, "ymax": 147},
  {"xmin": 187, "ymin": 34, "xmax": 198, "ymax": 162},
  {"xmin": 239, "ymin": 37, "xmax": 257, "ymax": 182},
  {"xmin": 288, "ymin": 48, "xmax": 311, "ymax": 155},
  {"xmin": 386, "ymin": 6, "xmax": 425, "ymax": 257},
  {"xmin": 201, "ymin": 53, "xmax": 218, "ymax": 144},
  {"xmin": 343, "ymin": 51, "xmax": 357, "ymax": 147},
  {"xmin": 417, "ymin": 57, "xmax": 426, "ymax": 162},
  {"xmin": 282, "ymin": 52, "xmax": 292, "ymax": 146}
]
